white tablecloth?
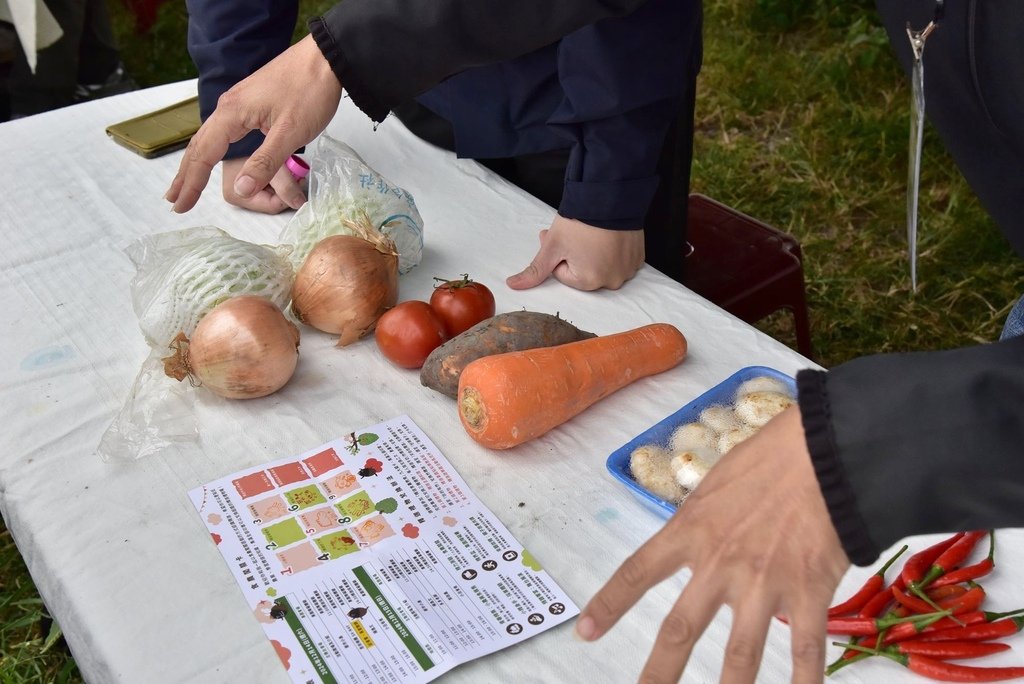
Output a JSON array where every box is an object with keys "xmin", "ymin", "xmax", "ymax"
[{"xmin": 2, "ymin": 81, "xmax": 1021, "ymax": 683}]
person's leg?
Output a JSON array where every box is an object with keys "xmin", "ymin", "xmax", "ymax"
[
  {"xmin": 76, "ymin": 0, "xmax": 121, "ymax": 86},
  {"xmin": 1001, "ymin": 296, "xmax": 1024, "ymax": 340},
  {"xmin": 8, "ymin": 0, "xmax": 86, "ymax": 115}
]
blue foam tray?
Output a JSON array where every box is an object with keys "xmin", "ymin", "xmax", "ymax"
[{"xmin": 606, "ymin": 366, "xmax": 796, "ymax": 519}]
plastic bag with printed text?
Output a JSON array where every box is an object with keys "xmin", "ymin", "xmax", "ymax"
[{"xmin": 279, "ymin": 135, "xmax": 424, "ymax": 275}]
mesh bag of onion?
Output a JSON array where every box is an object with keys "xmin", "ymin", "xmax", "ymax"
[{"xmin": 97, "ymin": 227, "xmax": 296, "ymax": 461}]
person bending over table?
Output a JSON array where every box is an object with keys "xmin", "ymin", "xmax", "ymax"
[
  {"xmin": 166, "ymin": 0, "xmax": 1024, "ymax": 681},
  {"xmin": 576, "ymin": 1, "xmax": 1024, "ymax": 682},
  {"xmin": 168, "ymin": 0, "xmax": 702, "ymax": 290}
]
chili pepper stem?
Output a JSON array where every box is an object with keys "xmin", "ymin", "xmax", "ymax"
[
  {"xmin": 824, "ymin": 650, "xmax": 871, "ymax": 676},
  {"xmin": 880, "ymin": 544, "xmax": 910, "ymax": 576}
]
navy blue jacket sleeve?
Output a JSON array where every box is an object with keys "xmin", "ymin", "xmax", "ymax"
[
  {"xmin": 551, "ymin": 0, "xmax": 701, "ymax": 229},
  {"xmin": 309, "ymin": 0, "xmax": 654, "ymax": 124},
  {"xmin": 186, "ymin": 0, "xmax": 298, "ymax": 158},
  {"xmin": 798, "ymin": 335, "xmax": 1024, "ymax": 566}
]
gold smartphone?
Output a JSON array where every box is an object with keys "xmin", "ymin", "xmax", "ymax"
[{"xmin": 106, "ymin": 96, "xmax": 202, "ymax": 158}]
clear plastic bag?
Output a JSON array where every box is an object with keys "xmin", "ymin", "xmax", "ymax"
[
  {"xmin": 280, "ymin": 135, "xmax": 424, "ymax": 275},
  {"xmin": 97, "ymin": 227, "xmax": 295, "ymax": 460}
]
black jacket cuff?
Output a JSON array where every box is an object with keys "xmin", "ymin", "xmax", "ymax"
[
  {"xmin": 309, "ymin": 14, "xmax": 390, "ymax": 123},
  {"xmin": 797, "ymin": 369, "xmax": 879, "ymax": 566}
]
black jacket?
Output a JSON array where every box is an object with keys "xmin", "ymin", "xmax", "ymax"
[{"xmin": 801, "ymin": 0, "xmax": 1024, "ymax": 566}]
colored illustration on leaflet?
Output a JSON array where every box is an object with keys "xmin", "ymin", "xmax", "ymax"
[
  {"xmin": 352, "ymin": 514, "xmax": 395, "ymax": 545},
  {"xmin": 268, "ymin": 461, "xmax": 310, "ymax": 486},
  {"xmin": 521, "ymin": 549, "xmax": 542, "ymax": 572},
  {"xmin": 263, "ymin": 518, "xmax": 306, "ymax": 548},
  {"xmin": 344, "ymin": 431, "xmax": 379, "ymax": 454},
  {"xmin": 300, "ymin": 506, "xmax": 342, "ymax": 533},
  {"xmin": 336, "ymin": 491, "xmax": 375, "ymax": 521},
  {"xmin": 232, "ymin": 470, "xmax": 274, "ymax": 498},
  {"xmin": 277, "ymin": 541, "xmax": 323, "ymax": 573},
  {"xmin": 303, "ymin": 446, "xmax": 344, "ymax": 476},
  {"xmin": 374, "ymin": 497, "xmax": 398, "ymax": 514},
  {"xmin": 358, "ymin": 457, "xmax": 384, "ymax": 478},
  {"xmin": 283, "ymin": 484, "xmax": 326, "ymax": 510},
  {"xmin": 248, "ymin": 495, "xmax": 289, "ymax": 523},
  {"xmin": 322, "ymin": 470, "xmax": 359, "ymax": 498},
  {"xmin": 315, "ymin": 530, "xmax": 360, "ymax": 559}
]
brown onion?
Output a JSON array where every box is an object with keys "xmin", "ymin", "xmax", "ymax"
[
  {"xmin": 291, "ymin": 218, "xmax": 399, "ymax": 346},
  {"xmin": 162, "ymin": 295, "xmax": 300, "ymax": 399}
]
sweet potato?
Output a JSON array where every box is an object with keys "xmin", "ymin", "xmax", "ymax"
[
  {"xmin": 458, "ymin": 323, "xmax": 688, "ymax": 449},
  {"xmin": 419, "ymin": 311, "xmax": 596, "ymax": 398}
]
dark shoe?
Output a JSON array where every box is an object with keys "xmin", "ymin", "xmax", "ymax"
[{"xmin": 73, "ymin": 62, "xmax": 137, "ymax": 103}]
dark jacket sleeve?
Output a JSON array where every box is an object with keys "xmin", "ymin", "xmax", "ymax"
[
  {"xmin": 798, "ymin": 334, "xmax": 1024, "ymax": 566},
  {"xmin": 186, "ymin": 0, "xmax": 298, "ymax": 158},
  {"xmin": 309, "ymin": 0, "xmax": 653, "ymax": 123},
  {"xmin": 551, "ymin": 0, "xmax": 701, "ymax": 230}
]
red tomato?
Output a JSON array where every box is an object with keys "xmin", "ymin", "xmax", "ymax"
[
  {"xmin": 429, "ymin": 275, "xmax": 496, "ymax": 337},
  {"xmin": 375, "ymin": 301, "xmax": 449, "ymax": 369}
]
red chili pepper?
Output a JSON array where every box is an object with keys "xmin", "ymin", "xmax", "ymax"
[
  {"xmin": 914, "ymin": 530, "xmax": 990, "ymax": 590},
  {"xmin": 885, "ymin": 610, "xmax": 1024, "ymax": 645},
  {"xmin": 893, "ymin": 640, "xmax": 1011, "ymax": 660},
  {"xmin": 840, "ymin": 641, "xmax": 1024, "ymax": 681},
  {"xmin": 892, "ymin": 584, "xmax": 972, "ymax": 615},
  {"xmin": 901, "ymin": 532, "xmax": 966, "ymax": 587},
  {"xmin": 932, "ymin": 532, "xmax": 996, "ymax": 589},
  {"xmin": 941, "ymin": 585, "xmax": 988, "ymax": 616},
  {"xmin": 828, "ymin": 610, "xmax": 951, "ymax": 637},
  {"xmin": 883, "ymin": 611, "xmax": 989, "ymax": 644},
  {"xmin": 901, "ymin": 653, "xmax": 1024, "ymax": 682},
  {"xmin": 858, "ymin": 575, "xmax": 905, "ymax": 618},
  {"xmin": 910, "ymin": 615, "xmax": 1024, "ymax": 643},
  {"xmin": 828, "ymin": 544, "xmax": 908, "ymax": 617}
]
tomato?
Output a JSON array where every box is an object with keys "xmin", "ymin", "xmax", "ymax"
[
  {"xmin": 375, "ymin": 300, "xmax": 449, "ymax": 369},
  {"xmin": 429, "ymin": 275, "xmax": 496, "ymax": 337}
]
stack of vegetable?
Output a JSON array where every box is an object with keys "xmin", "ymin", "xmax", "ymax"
[
  {"xmin": 373, "ymin": 279, "xmax": 688, "ymax": 450},
  {"xmin": 823, "ymin": 530, "xmax": 1024, "ymax": 681}
]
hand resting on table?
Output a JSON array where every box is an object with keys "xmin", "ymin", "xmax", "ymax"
[
  {"xmin": 576, "ymin": 407, "xmax": 851, "ymax": 683},
  {"xmin": 507, "ymin": 215, "xmax": 645, "ymax": 292}
]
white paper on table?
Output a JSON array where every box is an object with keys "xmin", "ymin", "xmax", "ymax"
[{"xmin": 189, "ymin": 415, "xmax": 578, "ymax": 684}]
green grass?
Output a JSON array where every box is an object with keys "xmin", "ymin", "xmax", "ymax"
[
  {"xmin": 0, "ymin": 524, "xmax": 82, "ymax": 683},
  {"xmin": 5, "ymin": 0, "xmax": 1023, "ymax": 680},
  {"xmin": 695, "ymin": 0, "xmax": 1024, "ymax": 360}
]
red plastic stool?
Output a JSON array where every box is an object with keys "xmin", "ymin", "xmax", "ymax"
[{"xmin": 683, "ymin": 194, "xmax": 814, "ymax": 359}]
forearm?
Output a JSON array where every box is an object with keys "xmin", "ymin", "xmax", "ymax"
[
  {"xmin": 309, "ymin": 0, "xmax": 653, "ymax": 122},
  {"xmin": 799, "ymin": 335, "xmax": 1024, "ymax": 565}
]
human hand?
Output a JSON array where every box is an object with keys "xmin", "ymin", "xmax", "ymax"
[
  {"xmin": 575, "ymin": 407, "xmax": 850, "ymax": 683},
  {"xmin": 221, "ymin": 157, "xmax": 306, "ymax": 214},
  {"xmin": 165, "ymin": 35, "xmax": 341, "ymax": 213},
  {"xmin": 506, "ymin": 215, "xmax": 645, "ymax": 291}
]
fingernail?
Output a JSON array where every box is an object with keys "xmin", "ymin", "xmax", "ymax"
[
  {"xmin": 234, "ymin": 175, "xmax": 256, "ymax": 197},
  {"xmin": 574, "ymin": 615, "xmax": 596, "ymax": 641}
]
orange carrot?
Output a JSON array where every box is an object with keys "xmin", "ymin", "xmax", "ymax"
[{"xmin": 457, "ymin": 323, "xmax": 688, "ymax": 449}]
